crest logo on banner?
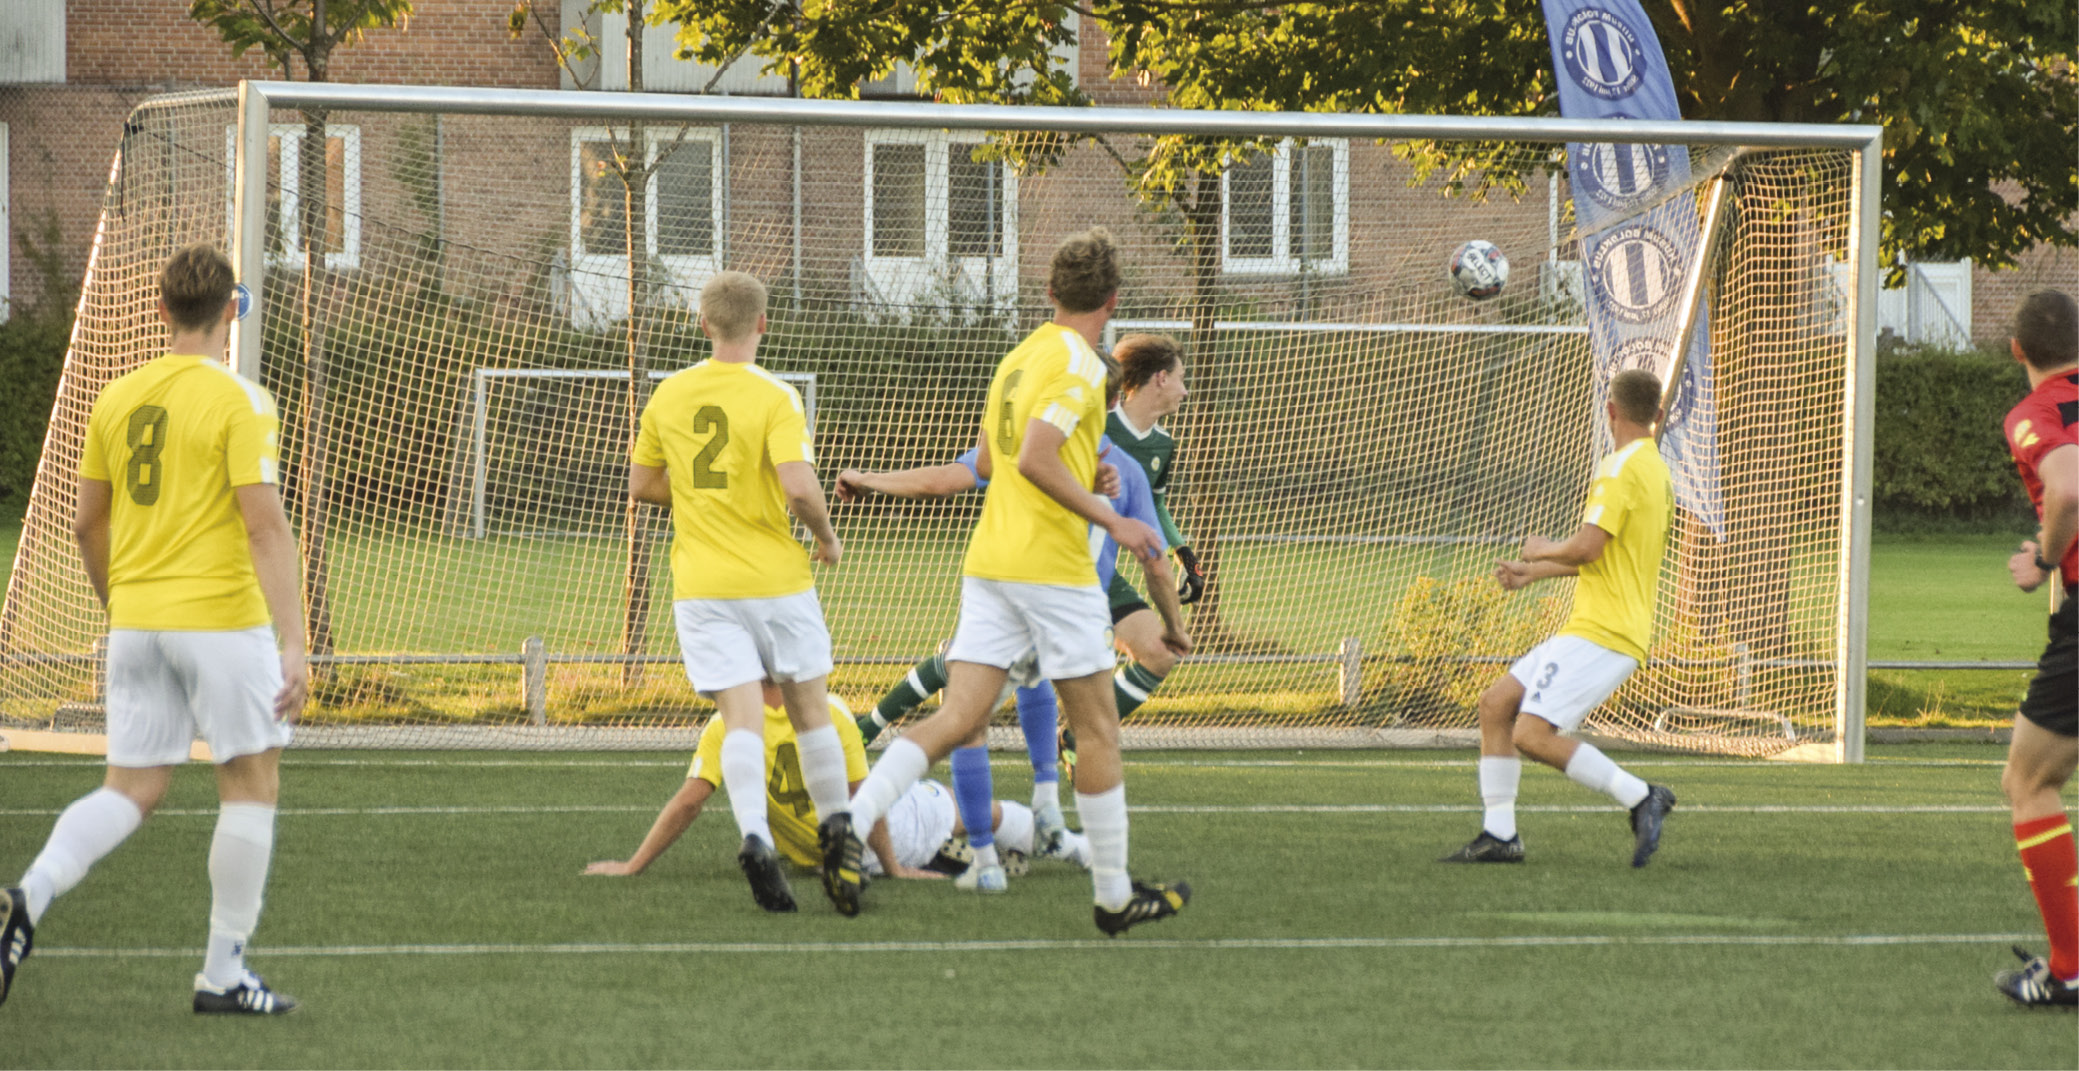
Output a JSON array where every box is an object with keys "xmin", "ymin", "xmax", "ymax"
[{"xmin": 1542, "ymin": 0, "xmax": 1725, "ymax": 536}]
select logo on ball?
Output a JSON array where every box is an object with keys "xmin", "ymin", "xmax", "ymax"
[{"xmin": 1449, "ymin": 240, "xmax": 1509, "ymax": 301}]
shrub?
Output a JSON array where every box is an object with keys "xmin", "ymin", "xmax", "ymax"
[
  {"xmin": 0, "ymin": 217, "xmax": 78, "ymax": 503},
  {"xmin": 1872, "ymin": 341, "xmax": 2032, "ymax": 527}
]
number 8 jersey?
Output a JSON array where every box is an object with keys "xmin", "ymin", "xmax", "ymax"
[
  {"xmin": 633, "ymin": 359, "xmax": 816, "ymax": 600},
  {"xmin": 78, "ymin": 353, "xmax": 281, "ymax": 631}
]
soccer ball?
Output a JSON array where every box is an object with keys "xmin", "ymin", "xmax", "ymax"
[{"xmin": 1449, "ymin": 240, "xmax": 1509, "ymax": 300}]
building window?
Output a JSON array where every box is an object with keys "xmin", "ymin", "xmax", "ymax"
[
  {"xmin": 227, "ymin": 124, "xmax": 361, "ymax": 271},
  {"xmin": 862, "ymin": 130, "xmax": 1016, "ymax": 310},
  {"xmin": 569, "ymin": 128, "xmax": 723, "ymax": 325},
  {"xmin": 1221, "ymin": 138, "xmax": 1347, "ymax": 276}
]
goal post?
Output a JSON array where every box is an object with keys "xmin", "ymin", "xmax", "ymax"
[{"xmin": 0, "ymin": 81, "xmax": 1880, "ymax": 756}]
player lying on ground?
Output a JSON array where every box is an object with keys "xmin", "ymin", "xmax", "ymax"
[
  {"xmin": 818, "ymin": 228, "xmax": 1193, "ymax": 935},
  {"xmin": 3, "ymin": 244, "xmax": 307, "ymax": 1016},
  {"xmin": 836, "ymin": 369, "xmax": 1167, "ymax": 892},
  {"xmin": 1989, "ymin": 289, "xmax": 2078, "ymax": 1010},
  {"xmin": 630, "ymin": 271, "xmax": 850, "ymax": 914},
  {"xmin": 1439, "ymin": 367, "xmax": 1677, "ymax": 869},
  {"xmin": 583, "ymin": 683, "xmax": 1087, "ymax": 882}
]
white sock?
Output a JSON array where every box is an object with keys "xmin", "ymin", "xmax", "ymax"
[
  {"xmin": 203, "ymin": 802, "xmax": 275, "ymax": 989},
  {"xmin": 1478, "ymin": 756, "xmax": 1522, "ymax": 841},
  {"xmin": 792, "ymin": 724, "xmax": 851, "ymax": 820},
  {"xmin": 1031, "ymin": 778, "xmax": 1060, "ymax": 815},
  {"xmin": 994, "ymin": 800, "xmax": 1035, "ymax": 856},
  {"xmin": 720, "ymin": 730, "xmax": 773, "ymax": 848},
  {"xmin": 850, "ymin": 737, "xmax": 929, "ymax": 832},
  {"xmin": 1564, "ymin": 744, "xmax": 1650, "ymax": 809},
  {"xmin": 20, "ymin": 787, "xmax": 143, "ymax": 925},
  {"xmin": 1078, "ymin": 785, "xmax": 1131, "ymax": 910},
  {"xmin": 972, "ymin": 843, "xmax": 1002, "ymax": 869}
]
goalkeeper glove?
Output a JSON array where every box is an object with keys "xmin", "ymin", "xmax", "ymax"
[{"xmin": 1174, "ymin": 545, "xmax": 1206, "ymax": 605}]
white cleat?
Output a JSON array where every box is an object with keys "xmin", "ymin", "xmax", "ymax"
[
  {"xmin": 954, "ymin": 863, "xmax": 1008, "ymax": 893},
  {"xmin": 1032, "ymin": 803, "xmax": 1071, "ymax": 859},
  {"xmin": 1054, "ymin": 831, "xmax": 1093, "ymax": 870}
]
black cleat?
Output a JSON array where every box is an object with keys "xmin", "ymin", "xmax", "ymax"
[
  {"xmin": 817, "ymin": 812, "xmax": 864, "ymax": 917},
  {"xmin": 1995, "ymin": 946, "xmax": 2079, "ymax": 1009},
  {"xmin": 1094, "ymin": 879, "xmax": 1190, "ymax": 937},
  {"xmin": 737, "ymin": 835, "xmax": 798, "ymax": 913},
  {"xmin": 193, "ymin": 971, "xmax": 297, "ymax": 1015},
  {"xmin": 1438, "ymin": 831, "xmax": 1525, "ymax": 863},
  {"xmin": 1629, "ymin": 784, "xmax": 1676, "ymax": 868},
  {"xmin": 0, "ymin": 886, "xmax": 32, "ymax": 1009}
]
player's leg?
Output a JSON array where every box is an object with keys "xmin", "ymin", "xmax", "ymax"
[
  {"xmin": 1111, "ymin": 605, "xmax": 1178, "ymax": 718},
  {"xmin": 1514, "ymin": 637, "xmax": 1673, "ymax": 868},
  {"xmin": 949, "ymin": 727, "xmax": 1007, "ymax": 892},
  {"xmin": 864, "ymin": 652, "xmax": 949, "ymax": 744},
  {"xmin": 1439, "ymin": 666, "xmax": 1528, "ymax": 863},
  {"xmin": 675, "ymin": 599, "xmax": 796, "ymax": 910},
  {"xmin": 1015, "ymin": 683, "xmax": 1071, "ymax": 855},
  {"xmin": 761, "ymin": 591, "xmax": 851, "ymax": 827},
  {"xmin": 1994, "ymin": 611, "xmax": 2078, "ymax": 1007},
  {"xmin": 1057, "ymin": 669, "xmax": 1187, "ymax": 933}
]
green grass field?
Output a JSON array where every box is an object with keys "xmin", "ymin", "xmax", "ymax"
[{"xmin": 1, "ymin": 744, "xmax": 2073, "ymax": 1068}]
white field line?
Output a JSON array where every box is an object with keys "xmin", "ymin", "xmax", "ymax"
[
  {"xmin": 0, "ymin": 803, "xmax": 2015, "ymax": 818},
  {"xmin": 0, "ymin": 756, "xmax": 2007, "ymax": 769},
  {"xmin": 32, "ymin": 932, "xmax": 2037, "ymax": 959}
]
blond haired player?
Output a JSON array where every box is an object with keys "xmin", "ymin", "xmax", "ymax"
[
  {"xmin": 630, "ymin": 271, "xmax": 849, "ymax": 914},
  {"xmin": 2, "ymin": 244, "xmax": 307, "ymax": 1015},
  {"xmin": 819, "ymin": 229, "xmax": 1192, "ymax": 935},
  {"xmin": 1440, "ymin": 368, "xmax": 1678, "ymax": 868},
  {"xmin": 584, "ymin": 683, "xmax": 1085, "ymax": 881}
]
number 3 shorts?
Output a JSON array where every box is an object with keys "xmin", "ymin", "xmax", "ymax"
[{"xmin": 1508, "ymin": 634, "xmax": 1639, "ymax": 733}]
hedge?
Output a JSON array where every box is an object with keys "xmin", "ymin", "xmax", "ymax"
[
  {"xmin": 0, "ymin": 219, "xmax": 77, "ymax": 504},
  {"xmin": 1871, "ymin": 340, "xmax": 2034, "ymax": 526}
]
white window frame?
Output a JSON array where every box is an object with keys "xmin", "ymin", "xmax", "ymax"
[
  {"xmin": 1220, "ymin": 137, "xmax": 1349, "ymax": 277},
  {"xmin": 569, "ymin": 126, "xmax": 725, "ymax": 277},
  {"xmin": 225, "ymin": 124, "xmax": 362, "ymax": 272},
  {"xmin": 861, "ymin": 129, "xmax": 1018, "ymax": 308}
]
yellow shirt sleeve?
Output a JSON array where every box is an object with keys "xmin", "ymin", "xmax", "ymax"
[
  {"xmin": 223, "ymin": 393, "xmax": 280, "ymax": 488},
  {"xmin": 1031, "ymin": 363, "xmax": 1096, "ymax": 436},
  {"xmin": 1581, "ymin": 462, "xmax": 1637, "ymax": 538},
  {"xmin": 765, "ymin": 389, "xmax": 812, "ymax": 467},
  {"xmin": 687, "ymin": 717, "xmax": 726, "ymax": 785},
  {"xmin": 80, "ymin": 400, "xmax": 110, "ymax": 481},
  {"xmin": 632, "ymin": 393, "xmax": 667, "ymax": 469}
]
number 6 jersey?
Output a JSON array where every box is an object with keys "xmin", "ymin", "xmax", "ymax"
[{"xmin": 78, "ymin": 353, "xmax": 280, "ymax": 631}]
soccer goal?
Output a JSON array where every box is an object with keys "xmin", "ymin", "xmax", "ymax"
[{"xmin": 0, "ymin": 82, "xmax": 1880, "ymax": 757}]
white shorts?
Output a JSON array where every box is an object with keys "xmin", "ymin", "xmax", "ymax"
[
  {"xmin": 946, "ymin": 577, "xmax": 1113, "ymax": 681},
  {"xmin": 105, "ymin": 627, "xmax": 291, "ymax": 767},
  {"xmin": 1508, "ymin": 634, "xmax": 1639, "ymax": 732},
  {"xmin": 674, "ymin": 591, "xmax": 833, "ymax": 696},
  {"xmin": 863, "ymin": 779, "xmax": 959, "ymax": 876}
]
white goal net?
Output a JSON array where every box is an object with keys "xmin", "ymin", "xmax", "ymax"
[{"xmin": 0, "ymin": 84, "xmax": 1878, "ymax": 756}]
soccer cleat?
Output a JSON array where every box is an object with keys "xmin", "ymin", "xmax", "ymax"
[
  {"xmin": 1001, "ymin": 849, "xmax": 1030, "ymax": 879},
  {"xmin": 1054, "ymin": 831, "xmax": 1094, "ymax": 870},
  {"xmin": 1994, "ymin": 946, "xmax": 2079, "ymax": 1009},
  {"xmin": 817, "ymin": 812, "xmax": 865, "ymax": 917},
  {"xmin": 1628, "ymin": 784, "xmax": 1677, "ymax": 868},
  {"xmin": 1058, "ymin": 727, "xmax": 1078, "ymax": 785},
  {"xmin": 193, "ymin": 971, "xmax": 297, "ymax": 1015},
  {"xmin": 0, "ymin": 886, "xmax": 32, "ymax": 1009},
  {"xmin": 1032, "ymin": 802, "xmax": 1070, "ymax": 859},
  {"xmin": 1094, "ymin": 879, "xmax": 1190, "ymax": 937},
  {"xmin": 737, "ymin": 834, "xmax": 798, "ymax": 913},
  {"xmin": 1438, "ymin": 831, "xmax": 1525, "ymax": 863},
  {"xmin": 954, "ymin": 863, "xmax": 1008, "ymax": 893}
]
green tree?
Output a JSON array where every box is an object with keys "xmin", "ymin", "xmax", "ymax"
[{"xmin": 189, "ymin": 0, "xmax": 417, "ymax": 664}]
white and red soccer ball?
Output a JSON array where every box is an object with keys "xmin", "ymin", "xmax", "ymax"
[{"xmin": 1449, "ymin": 240, "xmax": 1509, "ymax": 300}]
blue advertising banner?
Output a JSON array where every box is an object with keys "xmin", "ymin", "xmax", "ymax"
[{"xmin": 1542, "ymin": 0, "xmax": 1724, "ymax": 536}]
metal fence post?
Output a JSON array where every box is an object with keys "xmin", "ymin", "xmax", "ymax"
[{"xmin": 1339, "ymin": 637, "xmax": 1363, "ymax": 708}]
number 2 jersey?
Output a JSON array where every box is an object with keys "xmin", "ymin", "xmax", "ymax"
[
  {"xmin": 687, "ymin": 696, "xmax": 868, "ymax": 866},
  {"xmin": 2005, "ymin": 369, "xmax": 2079, "ymax": 587},
  {"xmin": 963, "ymin": 323, "xmax": 1111, "ymax": 587},
  {"xmin": 633, "ymin": 359, "xmax": 816, "ymax": 601},
  {"xmin": 78, "ymin": 353, "xmax": 281, "ymax": 631}
]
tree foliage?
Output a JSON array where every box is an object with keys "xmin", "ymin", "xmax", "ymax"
[
  {"xmin": 189, "ymin": 0, "xmax": 414, "ymax": 80},
  {"xmin": 646, "ymin": 0, "xmax": 2074, "ymax": 272}
]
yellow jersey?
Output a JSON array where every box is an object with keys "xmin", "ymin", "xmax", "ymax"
[
  {"xmin": 1560, "ymin": 437, "xmax": 1673, "ymax": 662},
  {"xmin": 686, "ymin": 696, "xmax": 868, "ymax": 867},
  {"xmin": 78, "ymin": 354, "xmax": 281, "ymax": 631},
  {"xmin": 632, "ymin": 360, "xmax": 816, "ymax": 600},
  {"xmin": 962, "ymin": 324, "xmax": 1111, "ymax": 586}
]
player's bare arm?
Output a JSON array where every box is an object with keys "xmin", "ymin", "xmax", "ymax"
[
  {"xmin": 629, "ymin": 462, "xmax": 672, "ymax": 507},
  {"xmin": 1524, "ymin": 524, "xmax": 1611, "ymax": 568},
  {"xmin": 1016, "ymin": 418, "xmax": 1163, "ymax": 564},
  {"xmin": 585, "ymin": 777, "xmax": 713, "ymax": 877},
  {"xmin": 1138, "ymin": 554, "xmax": 1194, "ymax": 657},
  {"xmin": 236, "ymin": 483, "xmax": 309, "ymax": 724},
  {"xmin": 835, "ymin": 463, "xmax": 977, "ymax": 502},
  {"xmin": 776, "ymin": 460, "xmax": 841, "ymax": 565},
  {"xmin": 2010, "ymin": 442, "xmax": 2076, "ymax": 592},
  {"xmin": 864, "ymin": 815, "xmax": 944, "ymax": 880},
  {"xmin": 72, "ymin": 477, "xmax": 113, "ymax": 607}
]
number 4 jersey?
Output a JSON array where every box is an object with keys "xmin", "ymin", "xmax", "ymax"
[
  {"xmin": 633, "ymin": 359, "xmax": 816, "ymax": 601},
  {"xmin": 78, "ymin": 353, "xmax": 281, "ymax": 631},
  {"xmin": 687, "ymin": 695, "xmax": 867, "ymax": 866}
]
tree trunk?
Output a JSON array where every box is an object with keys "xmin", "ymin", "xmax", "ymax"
[
  {"xmin": 1174, "ymin": 165, "xmax": 1253, "ymax": 652},
  {"xmin": 620, "ymin": 2, "xmax": 655, "ymax": 690},
  {"xmin": 299, "ymin": 27, "xmax": 336, "ymax": 672}
]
